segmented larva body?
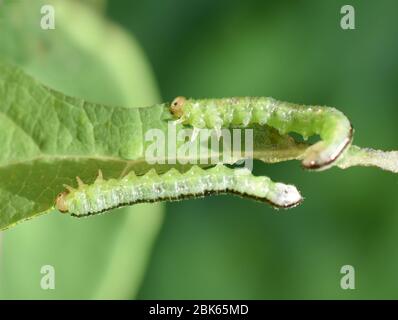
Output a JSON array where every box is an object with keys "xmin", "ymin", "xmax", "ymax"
[
  {"xmin": 170, "ymin": 96, "xmax": 353, "ymax": 170},
  {"xmin": 55, "ymin": 165, "xmax": 302, "ymax": 217}
]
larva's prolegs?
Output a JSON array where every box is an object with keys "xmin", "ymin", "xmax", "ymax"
[
  {"xmin": 55, "ymin": 165, "xmax": 302, "ymax": 216},
  {"xmin": 170, "ymin": 97, "xmax": 353, "ymax": 170}
]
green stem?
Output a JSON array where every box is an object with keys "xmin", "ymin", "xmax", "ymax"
[{"xmin": 336, "ymin": 145, "xmax": 398, "ymax": 173}]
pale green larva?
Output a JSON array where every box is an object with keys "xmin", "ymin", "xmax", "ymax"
[
  {"xmin": 54, "ymin": 96, "xmax": 355, "ymax": 216},
  {"xmin": 170, "ymin": 96, "xmax": 353, "ymax": 170},
  {"xmin": 55, "ymin": 165, "xmax": 302, "ymax": 217}
]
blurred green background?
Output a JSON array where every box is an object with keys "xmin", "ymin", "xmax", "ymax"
[{"xmin": 1, "ymin": 0, "xmax": 398, "ymax": 299}]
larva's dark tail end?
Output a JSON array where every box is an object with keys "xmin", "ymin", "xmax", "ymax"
[
  {"xmin": 265, "ymin": 183, "xmax": 303, "ymax": 209},
  {"xmin": 242, "ymin": 191, "xmax": 303, "ymax": 209},
  {"xmin": 278, "ymin": 197, "xmax": 303, "ymax": 209},
  {"xmin": 302, "ymin": 125, "xmax": 354, "ymax": 171},
  {"xmin": 268, "ymin": 197, "xmax": 303, "ymax": 210}
]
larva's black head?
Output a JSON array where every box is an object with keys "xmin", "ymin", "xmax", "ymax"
[{"xmin": 170, "ymin": 96, "xmax": 186, "ymax": 118}]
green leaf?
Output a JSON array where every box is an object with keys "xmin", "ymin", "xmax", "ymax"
[
  {"xmin": 0, "ymin": 0, "xmax": 163, "ymax": 299},
  {"xmin": 0, "ymin": 59, "xmax": 158, "ymax": 229},
  {"xmin": 0, "ymin": 61, "xmax": 309, "ymax": 230}
]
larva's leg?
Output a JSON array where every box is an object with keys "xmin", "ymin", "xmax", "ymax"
[
  {"xmin": 55, "ymin": 165, "xmax": 303, "ymax": 216},
  {"xmin": 170, "ymin": 97, "xmax": 353, "ymax": 170}
]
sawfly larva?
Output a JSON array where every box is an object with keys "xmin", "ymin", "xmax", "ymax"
[
  {"xmin": 170, "ymin": 96, "xmax": 353, "ymax": 170},
  {"xmin": 55, "ymin": 165, "xmax": 302, "ymax": 217}
]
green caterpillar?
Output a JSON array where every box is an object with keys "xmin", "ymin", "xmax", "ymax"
[
  {"xmin": 54, "ymin": 96, "xmax": 355, "ymax": 215},
  {"xmin": 55, "ymin": 164, "xmax": 302, "ymax": 216},
  {"xmin": 171, "ymin": 96, "xmax": 353, "ymax": 170}
]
